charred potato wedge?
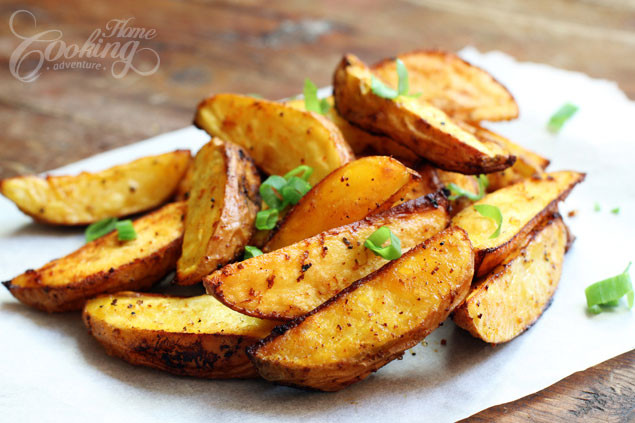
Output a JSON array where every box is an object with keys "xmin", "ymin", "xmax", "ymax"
[
  {"xmin": 194, "ymin": 94, "xmax": 354, "ymax": 185},
  {"xmin": 264, "ymin": 156, "xmax": 421, "ymax": 251},
  {"xmin": 83, "ymin": 292, "xmax": 279, "ymax": 378},
  {"xmin": 177, "ymin": 139, "xmax": 260, "ymax": 286},
  {"xmin": 205, "ymin": 194, "xmax": 450, "ymax": 320},
  {"xmin": 286, "ymin": 97, "xmax": 419, "ymax": 167},
  {"xmin": 0, "ymin": 150, "xmax": 191, "ymax": 225},
  {"xmin": 452, "ymin": 171, "xmax": 584, "ymax": 277},
  {"xmin": 333, "ymin": 54, "xmax": 515, "ymax": 174},
  {"xmin": 3, "ymin": 202, "xmax": 186, "ymax": 312},
  {"xmin": 453, "ymin": 216, "xmax": 567, "ymax": 343},
  {"xmin": 248, "ymin": 226, "xmax": 474, "ymax": 391},
  {"xmin": 371, "ymin": 50, "xmax": 519, "ymax": 122}
]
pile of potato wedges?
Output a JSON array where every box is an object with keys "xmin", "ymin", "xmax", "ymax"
[{"xmin": 2, "ymin": 50, "xmax": 584, "ymax": 392}]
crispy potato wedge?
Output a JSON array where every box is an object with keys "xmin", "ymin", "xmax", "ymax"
[
  {"xmin": 83, "ymin": 292, "xmax": 279, "ymax": 378},
  {"xmin": 333, "ymin": 54, "xmax": 515, "ymax": 174},
  {"xmin": 0, "ymin": 150, "xmax": 191, "ymax": 225},
  {"xmin": 436, "ymin": 169, "xmax": 480, "ymax": 216},
  {"xmin": 205, "ymin": 194, "xmax": 450, "ymax": 320},
  {"xmin": 453, "ymin": 216, "xmax": 567, "ymax": 343},
  {"xmin": 177, "ymin": 139, "xmax": 260, "ymax": 285},
  {"xmin": 3, "ymin": 202, "xmax": 186, "ymax": 312},
  {"xmin": 373, "ymin": 163, "xmax": 442, "ymax": 214},
  {"xmin": 452, "ymin": 171, "xmax": 584, "ymax": 277},
  {"xmin": 371, "ymin": 50, "xmax": 519, "ymax": 122},
  {"xmin": 264, "ymin": 156, "xmax": 421, "ymax": 251},
  {"xmin": 194, "ymin": 94, "xmax": 354, "ymax": 185},
  {"xmin": 286, "ymin": 97, "xmax": 419, "ymax": 167},
  {"xmin": 248, "ymin": 226, "xmax": 474, "ymax": 391}
]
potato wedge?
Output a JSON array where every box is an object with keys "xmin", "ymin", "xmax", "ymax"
[
  {"xmin": 371, "ymin": 50, "xmax": 519, "ymax": 122},
  {"xmin": 3, "ymin": 202, "xmax": 186, "ymax": 312},
  {"xmin": 286, "ymin": 97, "xmax": 419, "ymax": 167},
  {"xmin": 452, "ymin": 171, "xmax": 584, "ymax": 277},
  {"xmin": 177, "ymin": 139, "xmax": 260, "ymax": 286},
  {"xmin": 264, "ymin": 156, "xmax": 421, "ymax": 251},
  {"xmin": 373, "ymin": 163, "xmax": 442, "ymax": 214},
  {"xmin": 194, "ymin": 94, "xmax": 354, "ymax": 185},
  {"xmin": 436, "ymin": 169, "xmax": 480, "ymax": 216},
  {"xmin": 205, "ymin": 193, "xmax": 450, "ymax": 320},
  {"xmin": 333, "ymin": 54, "xmax": 515, "ymax": 174},
  {"xmin": 83, "ymin": 292, "xmax": 279, "ymax": 378},
  {"xmin": 453, "ymin": 216, "xmax": 567, "ymax": 343},
  {"xmin": 0, "ymin": 150, "xmax": 191, "ymax": 225},
  {"xmin": 248, "ymin": 226, "xmax": 474, "ymax": 391}
]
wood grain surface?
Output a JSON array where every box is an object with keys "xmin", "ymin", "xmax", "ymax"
[{"xmin": 0, "ymin": 0, "xmax": 633, "ymax": 421}]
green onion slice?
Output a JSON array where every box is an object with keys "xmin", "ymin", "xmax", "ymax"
[
  {"xmin": 585, "ymin": 262, "xmax": 633, "ymax": 313},
  {"xmin": 547, "ymin": 103, "xmax": 579, "ymax": 133},
  {"xmin": 396, "ymin": 58, "xmax": 409, "ymax": 96},
  {"xmin": 284, "ymin": 165, "xmax": 313, "ymax": 182},
  {"xmin": 243, "ymin": 245, "xmax": 263, "ymax": 260},
  {"xmin": 115, "ymin": 220, "xmax": 137, "ymax": 241},
  {"xmin": 447, "ymin": 174, "xmax": 489, "ymax": 201},
  {"xmin": 371, "ymin": 75, "xmax": 398, "ymax": 99},
  {"xmin": 594, "ymin": 202, "xmax": 601, "ymax": 212},
  {"xmin": 473, "ymin": 204, "xmax": 503, "ymax": 239},
  {"xmin": 259, "ymin": 175, "xmax": 287, "ymax": 210},
  {"xmin": 281, "ymin": 176, "xmax": 312, "ymax": 206},
  {"xmin": 611, "ymin": 207, "xmax": 620, "ymax": 215},
  {"xmin": 85, "ymin": 217, "xmax": 118, "ymax": 242},
  {"xmin": 364, "ymin": 226, "xmax": 402, "ymax": 260},
  {"xmin": 255, "ymin": 209, "xmax": 279, "ymax": 230}
]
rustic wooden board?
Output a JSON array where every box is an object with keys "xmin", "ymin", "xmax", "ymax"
[{"xmin": 0, "ymin": 0, "xmax": 633, "ymax": 420}]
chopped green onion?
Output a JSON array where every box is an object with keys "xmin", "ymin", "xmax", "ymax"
[
  {"xmin": 319, "ymin": 98, "xmax": 330, "ymax": 114},
  {"xmin": 85, "ymin": 217, "xmax": 117, "ymax": 242},
  {"xmin": 284, "ymin": 165, "xmax": 313, "ymax": 182},
  {"xmin": 281, "ymin": 176, "xmax": 312, "ymax": 206},
  {"xmin": 364, "ymin": 226, "xmax": 402, "ymax": 260},
  {"xmin": 243, "ymin": 245, "xmax": 263, "ymax": 260},
  {"xmin": 447, "ymin": 174, "xmax": 489, "ymax": 201},
  {"xmin": 611, "ymin": 207, "xmax": 620, "ymax": 215},
  {"xmin": 547, "ymin": 103, "xmax": 579, "ymax": 133},
  {"xmin": 115, "ymin": 220, "xmax": 137, "ymax": 241},
  {"xmin": 259, "ymin": 175, "xmax": 287, "ymax": 210},
  {"xmin": 585, "ymin": 262, "xmax": 633, "ymax": 313},
  {"xmin": 473, "ymin": 204, "xmax": 503, "ymax": 239},
  {"xmin": 371, "ymin": 76, "xmax": 399, "ymax": 99},
  {"xmin": 396, "ymin": 58, "xmax": 409, "ymax": 97},
  {"xmin": 255, "ymin": 209, "xmax": 279, "ymax": 230},
  {"xmin": 594, "ymin": 202, "xmax": 601, "ymax": 212},
  {"xmin": 371, "ymin": 59, "xmax": 420, "ymax": 100}
]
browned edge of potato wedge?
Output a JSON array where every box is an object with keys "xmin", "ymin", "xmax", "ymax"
[
  {"xmin": 194, "ymin": 94, "xmax": 354, "ymax": 185},
  {"xmin": 204, "ymin": 193, "xmax": 450, "ymax": 321},
  {"xmin": 264, "ymin": 156, "xmax": 421, "ymax": 251},
  {"xmin": 247, "ymin": 226, "xmax": 474, "ymax": 392},
  {"xmin": 0, "ymin": 150, "xmax": 191, "ymax": 225},
  {"xmin": 333, "ymin": 54, "xmax": 515, "ymax": 174},
  {"xmin": 83, "ymin": 292, "xmax": 279, "ymax": 378},
  {"xmin": 373, "ymin": 163, "xmax": 442, "ymax": 214},
  {"xmin": 371, "ymin": 49, "xmax": 519, "ymax": 122},
  {"xmin": 453, "ymin": 215, "xmax": 567, "ymax": 344},
  {"xmin": 435, "ymin": 169, "xmax": 480, "ymax": 216},
  {"xmin": 177, "ymin": 138, "xmax": 260, "ymax": 286},
  {"xmin": 452, "ymin": 171, "xmax": 584, "ymax": 277},
  {"xmin": 285, "ymin": 97, "xmax": 420, "ymax": 167},
  {"xmin": 3, "ymin": 202, "xmax": 186, "ymax": 312}
]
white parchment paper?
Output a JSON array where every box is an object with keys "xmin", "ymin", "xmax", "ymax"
[{"xmin": 1, "ymin": 48, "xmax": 633, "ymax": 423}]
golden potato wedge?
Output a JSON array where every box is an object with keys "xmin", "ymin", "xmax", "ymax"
[
  {"xmin": 452, "ymin": 171, "xmax": 584, "ymax": 277},
  {"xmin": 177, "ymin": 139, "xmax": 260, "ymax": 286},
  {"xmin": 205, "ymin": 193, "xmax": 450, "ymax": 320},
  {"xmin": 453, "ymin": 216, "xmax": 567, "ymax": 343},
  {"xmin": 371, "ymin": 50, "xmax": 519, "ymax": 122},
  {"xmin": 264, "ymin": 156, "xmax": 421, "ymax": 251},
  {"xmin": 3, "ymin": 202, "xmax": 186, "ymax": 312},
  {"xmin": 194, "ymin": 94, "xmax": 354, "ymax": 185},
  {"xmin": 0, "ymin": 150, "xmax": 191, "ymax": 225},
  {"xmin": 83, "ymin": 292, "xmax": 279, "ymax": 378},
  {"xmin": 248, "ymin": 226, "xmax": 474, "ymax": 391},
  {"xmin": 372, "ymin": 163, "xmax": 442, "ymax": 214},
  {"xmin": 333, "ymin": 54, "xmax": 515, "ymax": 174},
  {"xmin": 436, "ymin": 169, "xmax": 480, "ymax": 216},
  {"xmin": 286, "ymin": 97, "xmax": 419, "ymax": 167}
]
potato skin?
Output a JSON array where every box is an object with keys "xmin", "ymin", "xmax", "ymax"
[
  {"xmin": 0, "ymin": 150, "xmax": 191, "ymax": 225},
  {"xmin": 453, "ymin": 216, "xmax": 567, "ymax": 343},
  {"xmin": 177, "ymin": 139, "xmax": 260, "ymax": 285},
  {"xmin": 333, "ymin": 54, "xmax": 515, "ymax": 174},
  {"xmin": 248, "ymin": 227, "xmax": 474, "ymax": 392},
  {"xmin": 371, "ymin": 50, "xmax": 519, "ymax": 122},
  {"xmin": 3, "ymin": 202, "xmax": 186, "ymax": 312},
  {"xmin": 83, "ymin": 292, "xmax": 279, "ymax": 378}
]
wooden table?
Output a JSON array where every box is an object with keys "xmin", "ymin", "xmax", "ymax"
[{"xmin": 1, "ymin": 0, "xmax": 633, "ymax": 420}]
